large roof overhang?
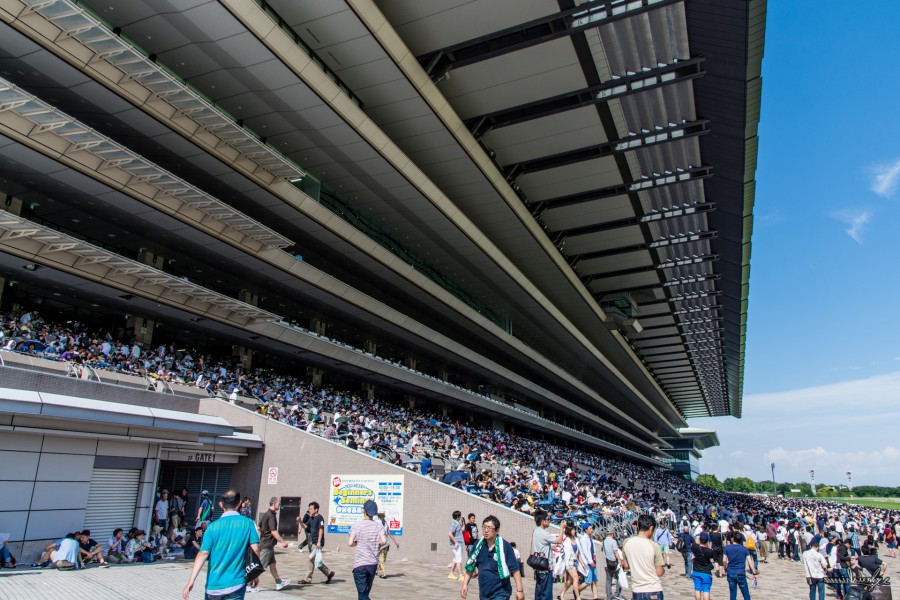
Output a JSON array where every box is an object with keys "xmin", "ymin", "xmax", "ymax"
[
  {"xmin": 0, "ymin": 0, "xmax": 691, "ymax": 436},
  {"xmin": 358, "ymin": 0, "xmax": 763, "ymax": 419},
  {"xmin": 0, "ymin": 0, "xmax": 763, "ymax": 431}
]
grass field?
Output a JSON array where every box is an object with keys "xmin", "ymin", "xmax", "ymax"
[{"xmin": 830, "ymin": 498, "xmax": 900, "ymax": 509}]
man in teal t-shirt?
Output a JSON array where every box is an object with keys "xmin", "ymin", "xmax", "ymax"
[{"xmin": 183, "ymin": 489, "xmax": 260, "ymax": 599}]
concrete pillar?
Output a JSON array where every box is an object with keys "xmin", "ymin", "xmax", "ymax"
[
  {"xmin": 441, "ymin": 405, "xmax": 449, "ymax": 418},
  {"xmin": 239, "ymin": 289, "xmax": 258, "ymax": 306},
  {"xmin": 0, "ymin": 276, "xmax": 5, "ymax": 305},
  {"xmin": 3, "ymin": 195, "xmax": 23, "ymax": 216},
  {"xmin": 311, "ymin": 318, "xmax": 327, "ymax": 336},
  {"xmin": 308, "ymin": 367, "xmax": 324, "ymax": 387},
  {"xmin": 405, "ymin": 356, "xmax": 417, "ymax": 370},
  {"xmin": 126, "ymin": 315, "xmax": 154, "ymax": 347},
  {"xmin": 364, "ymin": 338, "xmax": 377, "ymax": 355},
  {"xmin": 438, "ymin": 367, "xmax": 449, "ymax": 382},
  {"xmin": 361, "ymin": 382, "xmax": 375, "ymax": 400},
  {"xmin": 137, "ymin": 249, "xmax": 164, "ymax": 270},
  {"xmin": 492, "ymin": 418, "xmax": 504, "ymax": 432},
  {"xmin": 233, "ymin": 346, "xmax": 253, "ymax": 370},
  {"xmin": 405, "ymin": 394, "xmax": 416, "ymax": 409}
]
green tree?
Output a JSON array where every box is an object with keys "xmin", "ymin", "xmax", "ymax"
[
  {"xmin": 816, "ymin": 485, "xmax": 836, "ymax": 497},
  {"xmin": 697, "ymin": 473, "xmax": 724, "ymax": 490},
  {"xmin": 723, "ymin": 477, "xmax": 756, "ymax": 493}
]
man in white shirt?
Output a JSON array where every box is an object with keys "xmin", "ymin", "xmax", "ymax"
[
  {"xmin": 577, "ymin": 524, "xmax": 598, "ymax": 600},
  {"xmin": 155, "ymin": 490, "xmax": 170, "ymax": 533},
  {"xmin": 802, "ymin": 539, "xmax": 828, "ymax": 600},
  {"xmin": 718, "ymin": 519, "xmax": 730, "ymax": 534}
]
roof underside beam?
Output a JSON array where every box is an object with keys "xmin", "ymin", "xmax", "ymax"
[
  {"xmin": 503, "ymin": 119, "xmax": 710, "ymax": 180},
  {"xmin": 570, "ymin": 231, "xmax": 716, "ymax": 262},
  {"xmin": 596, "ymin": 272, "xmax": 721, "ymax": 296},
  {"xmin": 418, "ymin": 0, "xmax": 683, "ymax": 80},
  {"xmin": 531, "ymin": 165, "xmax": 712, "ymax": 215},
  {"xmin": 637, "ymin": 289, "xmax": 722, "ymax": 307},
  {"xmin": 582, "ymin": 254, "xmax": 718, "ymax": 284},
  {"xmin": 465, "ymin": 57, "xmax": 705, "ymax": 139},
  {"xmin": 553, "ymin": 201, "xmax": 715, "ymax": 238}
]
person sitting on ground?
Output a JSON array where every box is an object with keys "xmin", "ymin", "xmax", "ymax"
[
  {"xmin": 54, "ymin": 533, "xmax": 82, "ymax": 570},
  {"xmin": 124, "ymin": 530, "xmax": 152, "ymax": 563},
  {"xmin": 170, "ymin": 523, "xmax": 189, "ymax": 549},
  {"xmin": 33, "ymin": 540, "xmax": 59, "ymax": 567},
  {"xmin": 106, "ymin": 528, "xmax": 125, "ymax": 564},
  {"xmin": 0, "ymin": 538, "xmax": 16, "ymax": 568},
  {"xmin": 78, "ymin": 530, "xmax": 109, "ymax": 567},
  {"xmin": 183, "ymin": 527, "xmax": 203, "ymax": 561},
  {"xmin": 148, "ymin": 525, "xmax": 169, "ymax": 559}
]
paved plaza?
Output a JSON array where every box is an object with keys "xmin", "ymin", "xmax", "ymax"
[{"xmin": 2, "ymin": 542, "xmax": 898, "ymax": 600}]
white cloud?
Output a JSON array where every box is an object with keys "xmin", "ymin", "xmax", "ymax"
[
  {"xmin": 831, "ymin": 210, "xmax": 871, "ymax": 244},
  {"xmin": 871, "ymin": 159, "xmax": 900, "ymax": 197},
  {"xmin": 690, "ymin": 371, "xmax": 900, "ymax": 485}
]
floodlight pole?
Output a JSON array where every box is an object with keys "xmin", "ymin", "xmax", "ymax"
[
  {"xmin": 810, "ymin": 469, "xmax": 816, "ymax": 496},
  {"xmin": 847, "ymin": 471, "xmax": 852, "ymax": 493},
  {"xmin": 771, "ymin": 462, "xmax": 776, "ymax": 496}
]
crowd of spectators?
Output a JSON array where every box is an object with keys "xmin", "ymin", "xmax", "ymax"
[{"xmin": 4, "ymin": 307, "xmax": 900, "ymax": 597}]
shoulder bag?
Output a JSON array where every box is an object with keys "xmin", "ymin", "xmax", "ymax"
[
  {"xmin": 526, "ymin": 552, "xmax": 550, "ymax": 571},
  {"xmin": 244, "ymin": 544, "xmax": 265, "ymax": 582}
]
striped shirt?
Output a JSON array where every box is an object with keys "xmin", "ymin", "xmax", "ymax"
[{"xmin": 349, "ymin": 518, "xmax": 385, "ymax": 568}]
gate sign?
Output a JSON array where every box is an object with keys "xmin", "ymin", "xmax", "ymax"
[
  {"xmin": 268, "ymin": 467, "xmax": 278, "ymax": 485},
  {"xmin": 327, "ymin": 474, "xmax": 404, "ymax": 536}
]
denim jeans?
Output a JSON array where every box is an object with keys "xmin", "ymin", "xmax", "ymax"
[
  {"xmin": 632, "ymin": 592, "xmax": 664, "ymax": 600},
  {"xmin": 727, "ymin": 572, "xmax": 752, "ymax": 600},
  {"xmin": 534, "ymin": 569, "xmax": 554, "ymax": 600},
  {"xmin": 749, "ymin": 549, "xmax": 758, "ymax": 570},
  {"xmin": 353, "ymin": 564, "xmax": 377, "ymax": 600},
  {"xmin": 807, "ymin": 577, "xmax": 825, "ymax": 600},
  {"xmin": 205, "ymin": 585, "xmax": 246, "ymax": 600},
  {"xmin": 0, "ymin": 545, "xmax": 14, "ymax": 566},
  {"xmin": 683, "ymin": 550, "xmax": 693, "ymax": 577},
  {"xmin": 835, "ymin": 568, "xmax": 850, "ymax": 597}
]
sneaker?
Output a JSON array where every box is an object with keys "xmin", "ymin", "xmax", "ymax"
[
  {"xmin": 247, "ymin": 586, "xmax": 260, "ymax": 594},
  {"xmin": 99, "ymin": 563, "xmax": 110, "ymax": 568},
  {"xmin": 326, "ymin": 571, "xmax": 335, "ymax": 584},
  {"xmin": 448, "ymin": 573, "xmax": 459, "ymax": 579},
  {"xmin": 276, "ymin": 578, "xmax": 291, "ymax": 591}
]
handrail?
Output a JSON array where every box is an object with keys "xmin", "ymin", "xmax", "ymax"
[{"xmin": 85, "ymin": 364, "xmax": 102, "ymax": 384}]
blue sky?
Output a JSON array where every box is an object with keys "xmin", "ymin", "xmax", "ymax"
[{"xmin": 688, "ymin": 2, "xmax": 900, "ymax": 486}]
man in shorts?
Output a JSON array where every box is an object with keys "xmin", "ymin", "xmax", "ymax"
[
  {"xmin": 577, "ymin": 523, "xmax": 599, "ymax": 599},
  {"xmin": 449, "ymin": 510, "xmax": 465, "ymax": 580},
  {"xmin": 258, "ymin": 497, "xmax": 291, "ymax": 591}
]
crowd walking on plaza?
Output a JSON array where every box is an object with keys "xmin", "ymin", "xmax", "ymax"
[{"xmin": 4, "ymin": 307, "xmax": 900, "ymax": 599}]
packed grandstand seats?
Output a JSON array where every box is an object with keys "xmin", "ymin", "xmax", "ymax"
[{"xmin": 3, "ymin": 308, "xmax": 900, "ymax": 548}]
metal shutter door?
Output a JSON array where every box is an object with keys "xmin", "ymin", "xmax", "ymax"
[{"xmin": 83, "ymin": 468, "xmax": 141, "ymax": 537}]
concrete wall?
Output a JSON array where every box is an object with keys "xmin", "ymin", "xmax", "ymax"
[
  {"xmin": 0, "ymin": 358, "xmax": 204, "ymax": 412},
  {"xmin": 200, "ymin": 399, "xmax": 543, "ymax": 570},
  {"xmin": 0, "ymin": 430, "xmax": 160, "ymax": 563}
]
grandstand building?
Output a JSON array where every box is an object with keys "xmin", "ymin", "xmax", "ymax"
[{"xmin": 0, "ymin": 0, "xmax": 763, "ymax": 472}]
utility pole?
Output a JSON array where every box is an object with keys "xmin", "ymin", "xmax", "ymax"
[
  {"xmin": 847, "ymin": 471, "xmax": 852, "ymax": 494},
  {"xmin": 810, "ymin": 469, "xmax": 816, "ymax": 496},
  {"xmin": 771, "ymin": 462, "xmax": 776, "ymax": 496}
]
